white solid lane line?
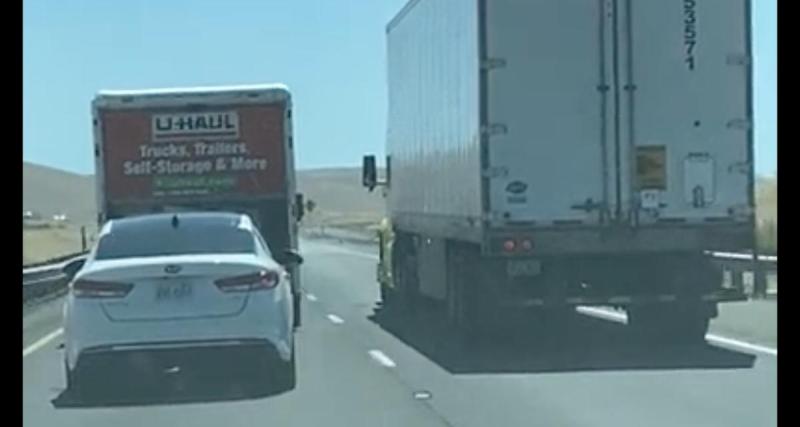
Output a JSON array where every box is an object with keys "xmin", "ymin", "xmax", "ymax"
[
  {"xmin": 368, "ymin": 350, "xmax": 397, "ymax": 368},
  {"xmin": 577, "ymin": 306, "xmax": 777, "ymax": 357},
  {"xmin": 306, "ymin": 293, "xmax": 318, "ymax": 302},
  {"xmin": 327, "ymin": 314, "xmax": 344, "ymax": 324},
  {"xmin": 706, "ymin": 335, "xmax": 778, "ymax": 357},
  {"xmin": 577, "ymin": 306, "xmax": 628, "ymax": 323},
  {"xmin": 23, "ymin": 328, "xmax": 63, "ymax": 358}
]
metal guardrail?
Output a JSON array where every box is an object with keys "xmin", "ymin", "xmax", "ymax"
[
  {"xmin": 709, "ymin": 252, "xmax": 778, "ymax": 299},
  {"xmin": 22, "ymin": 254, "xmax": 87, "ymax": 303},
  {"xmin": 23, "ymin": 250, "xmax": 88, "ymax": 271}
]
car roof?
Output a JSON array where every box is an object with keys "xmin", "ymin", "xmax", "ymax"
[{"xmin": 100, "ymin": 212, "xmax": 254, "ymax": 237}]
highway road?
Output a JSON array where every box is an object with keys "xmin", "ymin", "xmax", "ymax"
[{"xmin": 23, "ymin": 239, "xmax": 777, "ymax": 427}]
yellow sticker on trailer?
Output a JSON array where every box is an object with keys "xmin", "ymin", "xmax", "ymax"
[{"xmin": 636, "ymin": 146, "xmax": 667, "ymax": 190}]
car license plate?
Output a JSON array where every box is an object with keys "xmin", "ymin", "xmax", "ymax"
[
  {"xmin": 507, "ymin": 260, "xmax": 542, "ymax": 277},
  {"xmin": 155, "ymin": 282, "xmax": 193, "ymax": 301}
]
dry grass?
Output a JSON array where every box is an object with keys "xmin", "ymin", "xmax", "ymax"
[
  {"xmin": 23, "ymin": 225, "xmax": 94, "ymax": 265},
  {"xmin": 23, "ymin": 162, "xmax": 96, "ymax": 227},
  {"xmin": 296, "ymin": 167, "xmax": 386, "ymax": 228},
  {"xmin": 23, "ymin": 162, "xmax": 385, "ymax": 263},
  {"xmin": 756, "ymin": 176, "xmax": 777, "ymax": 254}
]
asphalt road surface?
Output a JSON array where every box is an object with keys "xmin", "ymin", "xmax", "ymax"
[{"xmin": 23, "ymin": 239, "xmax": 777, "ymax": 427}]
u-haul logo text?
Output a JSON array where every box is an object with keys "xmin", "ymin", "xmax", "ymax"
[{"xmin": 152, "ymin": 112, "xmax": 239, "ymax": 141}]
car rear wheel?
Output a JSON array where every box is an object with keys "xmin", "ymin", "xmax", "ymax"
[
  {"xmin": 273, "ymin": 349, "xmax": 296, "ymax": 391},
  {"xmin": 390, "ymin": 236, "xmax": 419, "ymax": 313},
  {"xmin": 64, "ymin": 359, "xmax": 76, "ymax": 390},
  {"xmin": 249, "ymin": 344, "xmax": 296, "ymax": 394},
  {"xmin": 446, "ymin": 243, "xmax": 499, "ymax": 344},
  {"xmin": 65, "ymin": 359, "xmax": 93, "ymax": 399}
]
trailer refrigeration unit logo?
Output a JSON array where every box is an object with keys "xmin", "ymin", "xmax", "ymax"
[{"xmin": 683, "ymin": 0, "xmax": 697, "ymax": 71}]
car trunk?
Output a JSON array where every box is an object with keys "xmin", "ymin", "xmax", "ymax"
[{"xmin": 81, "ymin": 254, "xmax": 266, "ymax": 322}]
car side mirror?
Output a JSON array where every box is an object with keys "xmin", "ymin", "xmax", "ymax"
[
  {"xmin": 362, "ymin": 155, "xmax": 377, "ymax": 191},
  {"xmin": 62, "ymin": 258, "xmax": 86, "ymax": 280},
  {"xmin": 277, "ymin": 249, "xmax": 303, "ymax": 266}
]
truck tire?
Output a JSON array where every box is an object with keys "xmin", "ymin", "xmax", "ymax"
[
  {"xmin": 446, "ymin": 243, "xmax": 496, "ymax": 342},
  {"xmin": 627, "ymin": 304, "xmax": 710, "ymax": 345},
  {"xmin": 445, "ymin": 245, "xmax": 466, "ymax": 330},
  {"xmin": 390, "ymin": 234, "xmax": 419, "ymax": 313},
  {"xmin": 290, "ymin": 268, "xmax": 302, "ymax": 328},
  {"xmin": 293, "ymin": 292, "xmax": 302, "ymax": 328},
  {"xmin": 379, "ymin": 281, "xmax": 393, "ymax": 307}
]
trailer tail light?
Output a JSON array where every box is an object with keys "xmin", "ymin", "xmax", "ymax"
[
  {"xmin": 521, "ymin": 239, "xmax": 534, "ymax": 251},
  {"xmin": 494, "ymin": 236, "xmax": 535, "ymax": 254},
  {"xmin": 215, "ymin": 270, "xmax": 280, "ymax": 293},
  {"xmin": 72, "ymin": 279, "xmax": 133, "ymax": 299}
]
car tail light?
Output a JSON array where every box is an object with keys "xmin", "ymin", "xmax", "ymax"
[
  {"xmin": 215, "ymin": 270, "xmax": 280, "ymax": 293},
  {"xmin": 72, "ymin": 279, "xmax": 133, "ymax": 299},
  {"xmin": 503, "ymin": 239, "xmax": 516, "ymax": 252}
]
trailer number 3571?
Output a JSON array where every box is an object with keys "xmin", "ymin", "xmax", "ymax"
[{"xmin": 684, "ymin": 0, "xmax": 698, "ymax": 70}]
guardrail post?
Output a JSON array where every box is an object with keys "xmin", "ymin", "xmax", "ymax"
[
  {"xmin": 81, "ymin": 226, "xmax": 87, "ymax": 252},
  {"xmin": 753, "ymin": 253, "xmax": 767, "ymax": 299},
  {"xmin": 731, "ymin": 266, "xmax": 744, "ymax": 293}
]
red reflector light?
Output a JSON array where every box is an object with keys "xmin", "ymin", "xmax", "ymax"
[
  {"xmin": 215, "ymin": 270, "xmax": 279, "ymax": 293},
  {"xmin": 503, "ymin": 239, "xmax": 516, "ymax": 252},
  {"xmin": 521, "ymin": 239, "xmax": 533, "ymax": 251},
  {"xmin": 72, "ymin": 279, "xmax": 133, "ymax": 299}
]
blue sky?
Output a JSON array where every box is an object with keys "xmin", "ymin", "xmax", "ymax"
[{"xmin": 24, "ymin": 0, "xmax": 776, "ymax": 176}]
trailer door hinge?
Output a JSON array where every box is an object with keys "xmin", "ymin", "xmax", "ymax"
[
  {"xmin": 482, "ymin": 167, "xmax": 509, "ymax": 179},
  {"xmin": 481, "ymin": 58, "xmax": 507, "ymax": 70},
  {"xmin": 726, "ymin": 53, "xmax": 751, "ymax": 66},
  {"xmin": 482, "ymin": 212, "xmax": 504, "ymax": 222},
  {"xmin": 726, "ymin": 119, "xmax": 752, "ymax": 130},
  {"xmin": 481, "ymin": 123, "xmax": 508, "ymax": 137},
  {"xmin": 570, "ymin": 198, "xmax": 605, "ymax": 212},
  {"xmin": 727, "ymin": 161, "xmax": 752, "ymax": 174}
]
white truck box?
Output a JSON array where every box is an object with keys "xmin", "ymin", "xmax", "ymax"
[{"xmin": 386, "ymin": 0, "xmax": 753, "ymax": 253}]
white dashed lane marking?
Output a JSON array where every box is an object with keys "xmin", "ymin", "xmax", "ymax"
[
  {"xmin": 368, "ymin": 350, "xmax": 397, "ymax": 368},
  {"xmin": 327, "ymin": 314, "xmax": 344, "ymax": 324}
]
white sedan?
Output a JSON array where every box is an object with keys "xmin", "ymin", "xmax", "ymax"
[{"xmin": 61, "ymin": 212, "xmax": 302, "ymax": 396}]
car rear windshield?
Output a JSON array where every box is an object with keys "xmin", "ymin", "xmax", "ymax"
[{"xmin": 95, "ymin": 225, "xmax": 257, "ymax": 260}]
